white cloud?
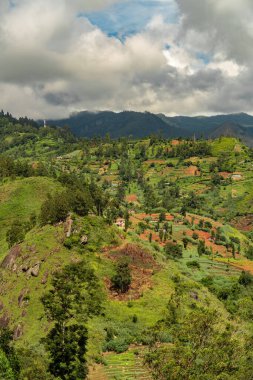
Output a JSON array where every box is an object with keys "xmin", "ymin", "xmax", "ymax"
[{"xmin": 0, "ymin": 0, "xmax": 253, "ymax": 118}]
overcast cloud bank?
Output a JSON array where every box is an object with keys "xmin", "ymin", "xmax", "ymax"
[{"xmin": 0, "ymin": 0, "xmax": 252, "ymax": 118}]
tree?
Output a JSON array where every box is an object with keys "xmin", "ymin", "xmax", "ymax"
[
  {"xmin": 238, "ymin": 271, "xmax": 253, "ymax": 286},
  {"xmin": 124, "ymin": 210, "xmax": 130, "ymax": 232},
  {"xmin": 0, "ymin": 350, "xmax": 14, "ymax": 380},
  {"xmin": 159, "ymin": 229, "xmax": 164, "ymax": 242},
  {"xmin": 163, "ymin": 231, "xmax": 168, "ymax": 242},
  {"xmin": 111, "ymin": 259, "xmax": 131, "ymax": 293},
  {"xmin": 182, "ymin": 237, "xmax": 189, "ymax": 249},
  {"xmin": 231, "ymin": 243, "xmax": 236, "ymax": 259},
  {"xmin": 70, "ymin": 188, "xmax": 93, "ymax": 216},
  {"xmin": 164, "ymin": 242, "xmax": 183, "ymax": 258},
  {"xmin": 197, "ymin": 240, "xmax": 206, "ymax": 256},
  {"xmin": 45, "ymin": 324, "xmax": 87, "ymax": 380},
  {"xmin": 17, "ymin": 345, "xmax": 55, "ymax": 380},
  {"xmin": 41, "ymin": 261, "xmax": 103, "ymax": 380},
  {"xmin": 6, "ymin": 221, "xmax": 25, "ymax": 248},
  {"xmin": 0, "ymin": 328, "xmax": 20, "ymax": 379},
  {"xmin": 159, "ymin": 212, "xmax": 166, "ymax": 222},
  {"xmin": 245, "ymin": 246, "xmax": 253, "ymax": 260},
  {"xmin": 146, "ymin": 302, "xmax": 251, "ymax": 380},
  {"xmin": 40, "ymin": 192, "xmax": 70, "ymax": 225}
]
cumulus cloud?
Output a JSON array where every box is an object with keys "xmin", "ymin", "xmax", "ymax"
[{"xmin": 0, "ymin": 0, "xmax": 253, "ymax": 118}]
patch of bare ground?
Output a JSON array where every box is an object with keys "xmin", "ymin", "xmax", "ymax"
[
  {"xmin": 125, "ymin": 194, "xmax": 138, "ymax": 203},
  {"xmin": 145, "ymin": 159, "xmax": 166, "ymax": 164},
  {"xmin": 231, "ymin": 215, "xmax": 253, "ymax": 232},
  {"xmin": 104, "ymin": 244, "xmax": 160, "ymax": 301},
  {"xmin": 184, "ymin": 165, "xmax": 200, "ymax": 176},
  {"xmin": 88, "ymin": 365, "xmax": 109, "ymax": 380}
]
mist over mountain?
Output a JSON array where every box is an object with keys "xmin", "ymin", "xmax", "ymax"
[{"xmin": 46, "ymin": 111, "xmax": 253, "ymax": 145}]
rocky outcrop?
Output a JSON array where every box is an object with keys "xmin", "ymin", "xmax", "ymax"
[
  {"xmin": 13, "ymin": 323, "xmax": 23, "ymax": 340},
  {"xmin": 18, "ymin": 288, "xmax": 29, "ymax": 307},
  {"xmin": 1, "ymin": 245, "xmax": 22, "ymax": 271},
  {"xmin": 80, "ymin": 235, "xmax": 88, "ymax": 245},
  {"xmin": 190, "ymin": 291, "xmax": 199, "ymax": 301},
  {"xmin": 41, "ymin": 270, "xmax": 49, "ymax": 284},
  {"xmin": 65, "ymin": 215, "xmax": 73, "ymax": 237},
  {"xmin": 27, "ymin": 262, "xmax": 41, "ymax": 277},
  {"xmin": 0, "ymin": 313, "xmax": 10, "ymax": 328},
  {"xmin": 20, "ymin": 261, "xmax": 41, "ymax": 278}
]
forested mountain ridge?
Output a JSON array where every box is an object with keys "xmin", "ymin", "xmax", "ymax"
[
  {"xmin": 1, "ymin": 113, "xmax": 253, "ymax": 379},
  {"xmin": 46, "ymin": 110, "xmax": 253, "ymax": 145}
]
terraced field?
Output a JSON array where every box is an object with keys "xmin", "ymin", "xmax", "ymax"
[{"xmin": 88, "ymin": 349, "xmax": 152, "ymax": 380}]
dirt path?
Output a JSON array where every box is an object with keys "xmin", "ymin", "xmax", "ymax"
[{"xmin": 88, "ymin": 365, "xmax": 109, "ymax": 380}]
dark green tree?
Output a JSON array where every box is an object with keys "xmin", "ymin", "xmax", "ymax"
[
  {"xmin": 197, "ymin": 240, "xmax": 206, "ymax": 256},
  {"xmin": 0, "ymin": 328, "xmax": 20, "ymax": 379},
  {"xmin": 182, "ymin": 237, "xmax": 189, "ymax": 249},
  {"xmin": 6, "ymin": 221, "xmax": 25, "ymax": 248},
  {"xmin": 41, "ymin": 261, "xmax": 103, "ymax": 380},
  {"xmin": 0, "ymin": 350, "xmax": 14, "ymax": 380},
  {"xmin": 111, "ymin": 259, "xmax": 131, "ymax": 293},
  {"xmin": 164, "ymin": 242, "xmax": 183, "ymax": 258},
  {"xmin": 17, "ymin": 345, "xmax": 55, "ymax": 380},
  {"xmin": 40, "ymin": 192, "xmax": 70, "ymax": 225},
  {"xmin": 238, "ymin": 271, "xmax": 253, "ymax": 286}
]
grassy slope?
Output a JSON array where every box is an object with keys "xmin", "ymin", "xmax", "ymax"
[
  {"xmin": 0, "ymin": 215, "xmax": 121, "ymax": 346},
  {"xmin": 0, "ymin": 177, "xmax": 62, "ymax": 255},
  {"xmin": 0, "ymin": 137, "xmax": 253, "ymax": 379}
]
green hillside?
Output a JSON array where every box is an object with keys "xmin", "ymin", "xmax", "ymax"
[
  {"xmin": 0, "ymin": 177, "xmax": 62, "ymax": 255},
  {"xmin": 0, "ymin": 114, "xmax": 253, "ymax": 379}
]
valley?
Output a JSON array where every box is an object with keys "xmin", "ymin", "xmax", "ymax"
[{"xmin": 0, "ymin": 113, "xmax": 253, "ymax": 379}]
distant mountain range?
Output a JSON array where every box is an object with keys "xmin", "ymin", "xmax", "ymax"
[{"xmin": 46, "ymin": 111, "xmax": 253, "ymax": 146}]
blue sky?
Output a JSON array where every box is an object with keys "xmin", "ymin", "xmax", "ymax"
[{"xmin": 84, "ymin": 0, "xmax": 179, "ymax": 40}]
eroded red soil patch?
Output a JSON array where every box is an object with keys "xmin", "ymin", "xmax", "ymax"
[
  {"xmin": 139, "ymin": 231, "xmax": 164, "ymax": 245},
  {"xmin": 219, "ymin": 171, "xmax": 243, "ymax": 181},
  {"xmin": 185, "ymin": 229, "xmax": 227, "ymax": 256},
  {"xmin": 104, "ymin": 244, "xmax": 160, "ymax": 301},
  {"xmin": 219, "ymin": 171, "xmax": 231, "ymax": 179},
  {"xmin": 186, "ymin": 213, "xmax": 222, "ymax": 228},
  {"xmin": 231, "ymin": 215, "xmax": 253, "ymax": 232},
  {"xmin": 171, "ymin": 139, "xmax": 180, "ymax": 146},
  {"xmin": 184, "ymin": 166, "xmax": 200, "ymax": 176},
  {"xmin": 125, "ymin": 194, "xmax": 138, "ymax": 203}
]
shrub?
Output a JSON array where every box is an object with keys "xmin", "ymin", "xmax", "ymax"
[
  {"xmin": 238, "ymin": 271, "xmax": 253, "ymax": 286},
  {"xmin": 111, "ymin": 259, "xmax": 131, "ymax": 293},
  {"xmin": 0, "ymin": 350, "xmax": 14, "ymax": 380},
  {"xmin": 164, "ymin": 242, "xmax": 183, "ymax": 258},
  {"xmin": 197, "ymin": 240, "xmax": 206, "ymax": 256},
  {"xmin": 6, "ymin": 220, "xmax": 25, "ymax": 248},
  {"xmin": 186, "ymin": 260, "xmax": 200, "ymax": 269},
  {"xmin": 201, "ymin": 275, "xmax": 213, "ymax": 287},
  {"xmin": 245, "ymin": 246, "xmax": 253, "ymax": 260},
  {"xmin": 104, "ymin": 338, "xmax": 129, "ymax": 353}
]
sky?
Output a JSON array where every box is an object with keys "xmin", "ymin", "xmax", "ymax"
[{"xmin": 0, "ymin": 0, "xmax": 253, "ymax": 118}]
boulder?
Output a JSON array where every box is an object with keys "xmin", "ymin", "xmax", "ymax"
[
  {"xmin": 190, "ymin": 291, "xmax": 199, "ymax": 300},
  {"xmin": 18, "ymin": 288, "xmax": 29, "ymax": 307},
  {"xmin": 27, "ymin": 262, "xmax": 41, "ymax": 277},
  {"xmin": 80, "ymin": 235, "xmax": 88, "ymax": 245},
  {"xmin": 13, "ymin": 324, "xmax": 23, "ymax": 340},
  {"xmin": 0, "ymin": 313, "xmax": 10, "ymax": 328},
  {"xmin": 41, "ymin": 271, "xmax": 49, "ymax": 285},
  {"xmin": 1, "ymin": 245, "xmax": 22, "ymax": 271}
]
